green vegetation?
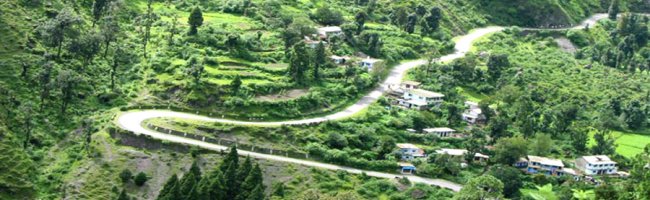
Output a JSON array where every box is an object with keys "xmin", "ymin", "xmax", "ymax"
[{"xmin": 2, "ymin": 0, "xmax": 650, "ymax": 199}]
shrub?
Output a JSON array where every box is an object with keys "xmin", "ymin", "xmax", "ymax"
[
  {"xmin": 119, "ymin": 169, "xmax": 132, "ymax": 183},
  {"xmin": 134, "ymin": 172, "xmax": 148, "ymax": 186}
]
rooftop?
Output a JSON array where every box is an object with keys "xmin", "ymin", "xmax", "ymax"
[
  {"xmin": 436, "ymin": 148, "xmax": 468, "ymax": 156},
  {"xmin": 423, "ymin": 127, "xmax": 456, "ymax": 133},
  {"xmin": 318, "ymin": 26, "xmax": 342, "ymax": 33},
  {"xmin": 362, "ymin": 57, "xmax": 381, "ymax": 63},
  {"xmin": 402, "ymin": 81, "xmax": 421, "ymax": 86},
  {"xmin": 580, "ymin": 155, "xmax": 616, "ymax": 164},
  {"xmin": 398, "ymin": 162, "xmax": 415, "ymax": 167},
  {"xmin": 408, "ymin": 89, "xmax": 444, "ymax": 98},
  {"xmin": 528, "ymin": 155, "xmax": 564, "ymax": 167},
  {"xmin": 396, "ymin": 143, "xmax": 420, "ymax": 149}
]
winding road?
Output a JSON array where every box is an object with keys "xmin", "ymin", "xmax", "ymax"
[{"xmin": 116, "ymin": 13, "xmax": 629, "ymax": 192}]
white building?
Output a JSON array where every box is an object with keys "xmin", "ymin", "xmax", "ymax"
[
  {"xmin": 423, "ymin": 127, "xmax": 456, "ymax": 138},
  {"xmin": 434, "ymin": 148, "xmax": 490, "ymax": 162},
  {"xmin": 575, "ymin": 155, "xmax": 618, "ymax": 175},
  {"xmin": 462, "ymin": 101, "xmax": 484, "ymax": 124},
  {"xmin": 360, "ymin": 57, "xmax": 381, "ymax": 71},
  {"xmin": 399, "ymin": 89, "xmax": 444, "ymax": 110},
  {"xmin": 330, "ymin": 55, "xmax": 349, "ymax": 65},
  {"xmin": 397, "ymin": 143, "xmax": 426, "ymax": 160},
  {"xmin": 317, "ymin": 26, "xmax": 343, "ymax": 38}
]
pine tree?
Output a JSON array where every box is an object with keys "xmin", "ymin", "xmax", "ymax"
[
  {"xmin": 188, "ymin": 7, "xmax": 204, "ymax": 35},
  {"xmin": 231, "ymin": 76, "xmax": 242, "ymax": 94},
  {"xmin": 189, "ymin": 160, "xmax": 202, "ymax": 179},
  {"xmin": 179, "ymin": 172, "xmax": 198, "ymax": 199},
  {"xmin": 246, "ymin": 185, "xmax": 265, "ymax": 200},
  {"xmin": 238, "ymin": 157, "xmax": 253, "ymax": 184},
  {"xmin": 224, "ymin": 161, "xmax": 240, "ymax": 200},
  {"xmin": 221, "ymin": 146, "xmax": 239, "ymax": 172},
  {"xmin": 197, "ymin": 170, "xmax": 225, "ymax": 200},
  {"xmin": 157, "ymin": 174, "xmax": 180, "ymax": 200},
  {"xmin": 355, "ymin": 11, "xmax": 368, "ymax": 34},
  {"xmin": 240, "ymin": 164, "xmax": 264, "ymax": 200}
]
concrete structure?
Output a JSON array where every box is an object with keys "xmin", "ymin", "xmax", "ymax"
[
  {"xmin": 399, "ymin": 89, "xmax": 444, "ymax": 110},
  {"xmin": 330, "ymin": 55, "xmax": 349, "ymax": 65},
  {"xmin": 423, "ymin": 127, "xmax": 457, "ymax": 138},
  {"xmin": 435, "ymin": 148, "xmax": 490, "ymax": 162},
  {"xmin": 397, "ymin": 143, "xmax": 426, "ymax": 160},
  {"xmin": 462, "ymin": 101, "xmax": 483, "ymax": 124},
  {"xmin": 317, "ymin": 26, "xmax": 343, "ymax": 38},
  {"xmin": 360, "ymin": 57, "xmax": 381, "ymax": 71},
  {"xmin": 516, "ymin": 155, "xmax": 577, "ymax": 177},
  {"xmin": 575, "ymin": 155, "xmax": 618, "ymax": 175},
  {"xmin": 399, "ymin": 162, "xmax": 417, "ymax": 174}
]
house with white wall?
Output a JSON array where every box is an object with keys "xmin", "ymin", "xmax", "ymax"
[
  {"xmin": 397, "ymin": 143, "xmax": 426, "ymax": 160},
  {"xmin": 462, "ymin": 101, "xmax": 484, "ymax": 124},
  {"xmin": 575, "ymin": 155, "xmax": 618, "ymax": 175},
  {"xmin": 399, "ymin": 89, "xmax": 444, "ymax": 110},
  {"xmin": 317, "ymin": 26, "xmax": 343, "ymax": 38},
  {"xmin": 423, "ymin": 127, "xmax": 456, "ymax": 138}
]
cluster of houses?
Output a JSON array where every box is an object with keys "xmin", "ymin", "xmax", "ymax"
[
  {"xmin": 395, "ymin": 142, "xmax": 625, "ymax": 182},
  {"xmin": 396, "ymin": 143, "xmax": 489, "ymax": 174},
  {"xmin": 513, "ymin": 155, "xmax": 625, "ymax": 181},
  {"xmin": 305, "ymin": 26, "xmax": 384, "ymax": 71}
]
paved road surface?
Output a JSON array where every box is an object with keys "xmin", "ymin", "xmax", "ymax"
[{"xmin": 116, "ymin": 13, "xmax": 637, "ymax": 192}]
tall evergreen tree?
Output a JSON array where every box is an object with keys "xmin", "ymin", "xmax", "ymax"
[
  {"xmin": 197, "ymin": 169, "xmax": 225, "ymax": 200},
  {"xmin": 179, "ymin": 172, "xmax": 198, "ymax": 199},
  {"xmin": 224, "ymin": 161, "xmax": 240, "ymax": 200},
  {"xmin": 220, "ymin": 146, "xmax": 239, "ymax": 172},
  {"xmin": 246, "ymin": 185, "xmax": 265, "ymax": 200},
  {"xmin": 188, "ymin": 7, "xmax": 204, "ymax": 35},
  {"xmin": 238, "ymin": 157, "xmax": 253, "ymax": 185},
  {"xmin": 288, "ymin": 41, "xmax": 310, "ymax": 84},
  {"xmin": 423, "ymin": 7, "xmax": 442, "ymax": 33},
  {"xmin": 157, "ymin": 174, "xmax": 180, "ymax": 200},
  {"xmin": 239, "ymin": 164, "xmax": 264, "ymax": 200},
  {"xmin": 313, "ymin": 42, "xmax": 326, "ymax": 81},
  {"xmin": 56, "ymin": 69, "xmax": 79, "ymax": 114},
  {"xmin": 143, "ymin": 0, "xmax": 153, "ymax": 58}
]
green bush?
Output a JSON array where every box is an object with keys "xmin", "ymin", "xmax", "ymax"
[{"xmin": 134, "ymin": 172, "xmax": 148, "ymax": 186}]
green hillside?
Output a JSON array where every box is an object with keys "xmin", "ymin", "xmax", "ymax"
[{"xmin": 1, "ymin": 0, "xmax": 650, "ymax": 199}]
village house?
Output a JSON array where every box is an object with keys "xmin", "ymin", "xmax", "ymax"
[
  {"xmin": 398, "ymin": 162, "xmax": 417, "ymax": 174},
  {"xmin": 317, "ymin": 26, "xmax": 343, "ymax": 38},
  {"xmin": 399, "ymin": 89, "xmax": 444, "ymax": 110},
  {"xmin": 515, "ymin": 155, "xmax": 578, "ymax": 177},
  {"xmin": 360, "ymin": 57, "xmax": 381, "ymax": 71},
  {"xmin": 396, "ymin": 143, "xmax": 426, "ymax": 160},
  {"xmin": 423, "ymin": 127, "xmax": 458, "ymax": 138},
  {"xmin": 434, "ymin": 148, "xmax": 490, "ymax": 163},
  {"xmin": 330, "ymin": 55, "xmax": 349, "ymax": 65},
  {"xmin": 462, "ymin": 101, "xmax": 484, "ymax": 124},
  {"xmin": 575, "ymin": 155, "xmax": 618, "ymax": 175}
]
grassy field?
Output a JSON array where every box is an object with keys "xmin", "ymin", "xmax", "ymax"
[{"xmin": 588, "ymin": 130, "xmax": 650, "ymax": 157}]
